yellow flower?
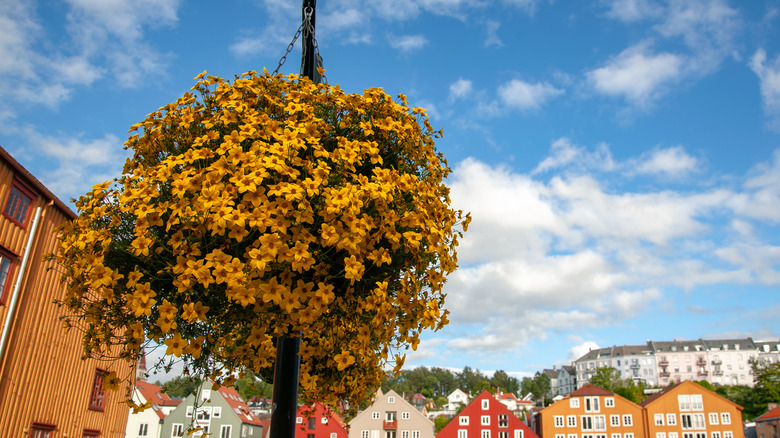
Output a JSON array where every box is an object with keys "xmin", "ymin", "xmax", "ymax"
[
  {"xmin": 164, "ymin": 333, "xmax": 187, "ymax": 357},
  {"xmin": 343, "ymin": 256, "xmax": 365, "ymax": 283},
  {"xmin": 103, "ymin": 371, "xmax": 121, "ymax": 391},
  {"xmin": 333, "ymin": 350, "xmax": 356, "ymax": 371}
]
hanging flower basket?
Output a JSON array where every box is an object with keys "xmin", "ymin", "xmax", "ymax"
[{"xmin": 53, "ymin": 69, "xmax": 469, "ymax": 410}]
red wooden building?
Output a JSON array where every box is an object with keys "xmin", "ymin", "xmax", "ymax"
[{"xmin": 438, "ymin": 390, "xmax": 540, "ymax": 438}]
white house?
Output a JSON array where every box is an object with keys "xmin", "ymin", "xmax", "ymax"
[{"xmin": 125, "ymin": 381, "xmax": 181, "ymax": 438}]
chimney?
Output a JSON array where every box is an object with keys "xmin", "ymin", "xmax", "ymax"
[{"xmin": 769, "ymin": 403, "xmax": 778, "ymax": 411}]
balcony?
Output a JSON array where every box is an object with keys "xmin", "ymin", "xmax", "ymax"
[
  {"xmin": 630, "ymin": 363, "xmax": 640, "ymax": 369},
  {"xmin": 659, "ymin": 359, "xmax": 669, "ymax": 366},
  {"xmin": 713, "ymin": 369, "xmax": 723, "ymax": 376},
  {"xmin": 660, "ymin": 371, "xmax": 670, "ymax": 377},
  {"xmin": 712, "ymin": 359, "xmax": 722, "ymax": 365},
  {"xmin": 696, "ymin": 359, "xmax": 706, "ymax": 366},
  {"xmin": 697, "ymin": 370, "xmax": 709, "ymax": 376},
  {"xmin": 384, "ymin": 421, "xmax": 397, "ymax": 430}
]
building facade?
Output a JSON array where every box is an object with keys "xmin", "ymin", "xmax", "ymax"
[
  {"xmin": 437, "ymin": 390, "xmax": 539, "ymax": 438},
  {"xmin": 349, "ymin": 390, "xmax": 435, "ymax": 438},
  {"xmin": 534, "ymin": 384, "xmax": 645, "ymax": 438},
  {"xmin": 755, "ymin": 405, "xmax": 780, "ymax": 438},
  {"xmin": 640, "ymin": 381, "xmax": 744, "ymax": 438},
  {"xmin": 295, "ymin": 402, "xmax": 349, "ymax": 438},
  {"xmin": 0, "ymin": 146, "xmax": 132, "ymax": 436},
  {"xmin": 125, "ymin": 381, "xmax": 181, "ymax": 438},
  {"xmin": 161, "ymin": 382, "xmax": 264, "ymax": 438}
]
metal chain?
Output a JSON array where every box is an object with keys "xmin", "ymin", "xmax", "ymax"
[{"xmin": 273, "ymin": 6, "xmax": 327, "ymax": 84}]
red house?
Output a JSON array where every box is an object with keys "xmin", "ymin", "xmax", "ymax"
[
  {"xmin": 296, "ymin": 402, "xmax": 349, "ymax": 438},
  {"xmin": 438, "ymin": 390, "xmax": 540, "ymax": 438}
]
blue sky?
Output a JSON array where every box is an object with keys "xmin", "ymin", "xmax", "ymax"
[{"xmin": 2, "ymin": 0, "xmax": 780, "ymax": 380}]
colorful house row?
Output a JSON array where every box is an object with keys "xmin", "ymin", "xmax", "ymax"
[
  {"xmin": 0, "ymin": 145, "xmax": 132, "ymax": 436},
  {"xmin": 532, "ymin": 381, "xmax": 745, "ymax": 438}
]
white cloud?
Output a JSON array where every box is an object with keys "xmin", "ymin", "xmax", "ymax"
[
  {"xmin": 485, "ymin": 20, "xmax": 502, "ymax": 47},
  {"xmin": 437, "ymin": 144, "xmax": 780, "ymax": 356},
  {"xmin": 587, "ymin": 42, "xmax": 683, "ymax": 105},
  {"xmin": 568, "ymin": 341, "xmax": 601, "ymax": 362},
  {"xmin": 388, "ymin": 34, "xmax": 429, "ymax": 52},
  {"xmin": 449, "ymin": 78, "xmax": 473, "ymax": 100},
  {"xmin": 497, "ymin": 79, "xmax": 564, "ymax": 110},
  {"xmin": 603, "ymin": 0, "xmax": 663, "ymax": 22},
  {"xmin": 750, "ymin": 49, "xmax": 780, "ymax": 129},
  {"xmin": 631, "ymin": 146, "xmax": 699, "ymax": 177}
]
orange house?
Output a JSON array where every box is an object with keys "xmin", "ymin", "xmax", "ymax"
[
  {"xmin": 0, "ymin": 146, "xmax": 131, "ymax": 437},
  {"xmin": 535, "ymin": 384, "xmax": 645, "ymax": 438},
  {"xmin": 640, "ymin": 381, "xmax": 744, "ymax": 438}
]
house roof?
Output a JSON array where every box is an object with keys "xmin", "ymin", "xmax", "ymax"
[
  {"xmin": 412, "ymin": 393, "xmax": 427, "ymax": 400},
  {"xmin": 217, "ymin": 384, "xmax": 265, "ymax": 426},
  {"xmin": 543, "ymin": 369, "xmax": 560, "ymax": 378},
  {"xmin": 498, "ymin": 392, "xmax": 518, "ymax": 402},
  {"xmin": 569, "ymin": 384, "xmax": 614, "ymax": 397},
  {"xmin": 0, "ymin": 145, "xmax": 75, "ymax": 218},
  {"xmin": 756, "ymin": 405, "xmax": 780, "ymax": 422},
  {"xmin": 135, "ymin": 381, "xmax": 181, "ymax": 420},
  {"xmin": 640, "ymin": 380, "xmax": 743, "ymax": 411}
]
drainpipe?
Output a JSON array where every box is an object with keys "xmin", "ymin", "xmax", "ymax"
[{"xmin": 0, "ymin": 202, "xmax": 47, "ymax": 369}]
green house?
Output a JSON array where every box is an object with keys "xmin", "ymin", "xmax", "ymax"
[{"xmin": 161, "ymin": 381, "xmax": 265, "ymax": 438}]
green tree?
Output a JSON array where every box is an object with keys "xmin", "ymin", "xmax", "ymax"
[
  {"xmin": 491, "ymin": 370, "xmax": 519, "ymax": 394},
  {"xmin": 235, "ymin": 369, "xmax": 272, "ymax": 400},
  {"xmin": 162, "ymin": 375, "xmax": 201, "ymax": 399},
  {"xmin": 434, "ymin": 415, "xmax": 452, "ymax": 432},
  {"xmin": 521, "ymin": 372, "xmax": 551, "ymax": 407},
  {"xmin": 589, "ymin": 367, "xmax": 623, "ymax": 391}
]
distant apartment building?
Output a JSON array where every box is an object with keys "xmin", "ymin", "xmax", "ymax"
[
  {"xmin": 544, "ymin": 366, "xmax": 577, "ymax": 398},
  {"xmin": 572, "ymin": 338, "xmax": 777, "ymax": 389},
  {"xmin": 349, "ymin": 390, "xmax": 435, "ymax": 438}
]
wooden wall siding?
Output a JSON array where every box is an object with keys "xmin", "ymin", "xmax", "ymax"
[{"xmin": 0, "ymin": 152, "xmax": 131, "ymax": 437}]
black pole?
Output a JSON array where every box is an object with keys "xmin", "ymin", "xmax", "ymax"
[
  {"xmin": 269, "ymin": 3, "xmax": 315, "ymax": 438},
  {"xmin": 301, "ymin": 0, "xmax": 317, "ymax": 82}
]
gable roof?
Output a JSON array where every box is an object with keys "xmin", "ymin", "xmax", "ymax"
[
  {"xmin": 216, "ymin": 384, "xmax": 265, "ymax": 426},
  {"xmin": 640, "ymin": 380, "xmax": 743, "ymax": 411},
  {"xmin": 570, "ymin": 384, "xmax": 614, "ymax": 397},
  {"xmin": 755, "ymin": 405, "xmax": 780, "ymax": 422},
  {"xmin": 438, "ymin": 390, "xmax": 539, "ymax": 438},
  {"xmin": 135, "ymin": 381, "xmax": 181, "ymax": 420}
]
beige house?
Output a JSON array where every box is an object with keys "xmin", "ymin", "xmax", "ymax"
[{"xmin": 349, "ymin": 390, "xmax": 435, "ymax": 438}]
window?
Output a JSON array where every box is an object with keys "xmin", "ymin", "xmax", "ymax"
[
  {"xmin": 362, "ymin": 431, "xmax": 370, "ymax": 438},
  {"xmin": 458, "ymin": 430, "xmax": 468, "ymax": 438},
  {"xmin": 556, "ymin": 435, "xmax": 565, "ymax": 438},
  {"xmin": 482, "ymin": 399, "xmax": 490, "ymax": 410},
  {"xmin": 605, "ymin": 398, "xmax": 615, "ymax": 408},
  {"xmin": 172, "ymin": 424, "xmax": 185, "ymax": 437},
  {"xmin": 322, "ymin": 417, "xmax": 329, "ymax": 424},
  {"xmin": 196, "ymin": 408, "xmax": 211, "ymax": 421},
  {"xmin": 214, "ymin": 407, "xmax": 222, "ymax": 418},
  {"xmin": 460, "ymin": 417, "xmax": 470, "ymax": 425},
  {"xmin": 297, "ymin": 417, "xmax": 304, "ymax": 424},
  {"xmin": 622, "ymin": 415, "xmax": 632, "ymax": 427},
  {"xmin": 188, "ymin": 407, "xmax": 194, "ymax": 417},
  {"xmin": 678, "ymin": 395, "xmax": 691, "ymax": 411},
  {"xmin": 402, "ymin": 432, "xmax": 409, "ymax": 438},
  {"xmin": 612, "ymin": 434, "xmax": 621, "ymax": 438},
  {"xmin": 0, "ymin": 248, "xmax": 15, "ymax": 305},
  {"xmin": 331, "ymin": 434, "xmax": 337, "ymax": 438},
  {"xmin": 482, "ymin": 415, "xmax": 490, "ymax": 425},
  {"xmin": 201, "ymin": 389, "xmax": 211, "ymax": 400},
  {"xmin": 708, "ymin": 413, "xmax": 719, "ymax": 425},
  {"xmin": 712, "ymin": 433, "xmax": 721, "ymax": 438},
  {"xmin": 585, "ymin": 397, "xmax": 600, "ymax": 412},
  {"xmin": 89, "ymin": 369, "xmax": 107, "ymax": 411},
  {"xmin": 412, "ymin": 431, "xmax": 419, "ymax": 438},
  {"xmin": 139, "ymin": 423, "xmax": 149, "ymax": 436},
  {"xmin": 594, "ymin": 416, "xmax": 606, "ymax": 432},
  {"xmin": 387, "ymin": 412, "xmax": 397, "ymax": 421},
  {"xmin": 221, "ymin": 425, "xmax": 233, "ymax": 438},
  {"xmin": 691, "ymin": 395, "xmax": 703, "ymax": 411},
  {"xmin": 309, "ymin": 417, "xmax": 317, "ymax": 429},
  {"xmin": 724, "ymin": 433, "xmax": 733, "ymax": 438},
  {"xmin": 669, "ymin": 434, "xmax": 678, "ymax": 438},
  {"xmin": 555, "ymin": 416, "xmax": 565, "ymax": 428},
  {"xmin": 402, "ymin": 412, "xmax": 410, "ymax": 420},
  {"xmin": 386, "ymin": 432, "xmax": 396, "ymax": 438},
  {"xmin": 720, "ymin": 413, "xmax": 731, "ymax": 425},
  {"xmin": 570, "ymin": 398, "xmax": 580, "ymax": 409},
  {"xmin": 515, "ymin": 431, "xmax": 524, "ymax": 438},
  {"xmin": 681, "ymin": 415, "xmax": 692, "ymax": 430},
  {"xmin": 83, "ymin": 430, "xmax": 100, "ymax": 438},
  {"xmin": 499, "ymin": 433, "xmax": 508, "ymax": 438},
  {"xmin": 624, "ymin": 434, "xmax": 634, "ymax": 438},
  {"xmin": 499, "ymin": 414, "xmax": 508, "ymax": 427},
  {"xmin": 309, "ymin": 434, "xmax": 316, "ymax": 438},
  {"xmin": 372, "ymin": 412, "xmax": 381, "ymax": 420},
  {"xmin": 693, "ymin": 414, "xmax": 706, "ymax": 429},
  {"xmin": 482, "ymin": 431, "xmax": 491, "ymax": 438},
  {"xmin": 667, "ymin": 414, "xmax": 677, "ymax": 426},
  {"xmin": 657, "ymin": 434, "xmax": 666, "ymax": 438},
  {"xmin": 610, "ymin": 415, "xmax": 620, "ymax": 427},
  {"xmin": 31, "ymin": 424, "xmax": 56, "ymax": 438},
  {"xmin": 3, "ymin": 179, "xmax": 35, "ymax": 227},
  {"xmin": 655, "ymin": 414, "xmax": 665, "ymax": 426},
  {"xmin": 581, "ymin": 416, "xmax": 593, "ymax": 431},
  {"xmin": 568, "ymin": 416, "xmax": 577, "ymax": 427},
  {"xmin": 389, "ymin": 396, "xmax": 396, "ymax": 403}
]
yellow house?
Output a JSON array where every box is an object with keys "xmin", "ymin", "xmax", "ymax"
[
  {"xmin": 535, "ymin": 384, "xmax": 645, "ymax": 438},
  {"xmin": 640, "ymin": 381, "xmax": 744, "ymax": 438}
]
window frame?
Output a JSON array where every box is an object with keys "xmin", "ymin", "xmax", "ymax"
[
  {"xmin": 460, "ymin": 416, "xmax": 470, "ymax": 425},
  {"xmin": 720, "ymin": 413, "xmax": 731, "ymax": 425},
  {"xmin": 3, "ymin": 178, "xmax": 36, "ymax": 228},
  {"xmin": 622, "ymin": 415, "xmax": 633, "ymax": 427},
  {"xmin": 88, "ymin": 369, "xmax": 107, "ymax": 411},
  {"xmin": 0, "ymin": 247, "xmax": 17, "ymax": 305},
  {"xmin": 83, "ymin": 429, "xmax": 101, "ymax": 438},
  {"xmin": 221, "ymin": 425, "xmax": 233, "ymax": 438},
  {"xmin": 30, "ymin": 423, "xmax": 56, "ymax": 438}
]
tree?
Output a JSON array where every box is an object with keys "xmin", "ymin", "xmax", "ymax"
[
  {"xmin": 434, "ymin": 415, "xmax": 451, "ymax": 432},
  {"xmin": 53, "ymin": 70, "xmax": 469, "ymax": 412},
  {"xmin": 589, "ymin": 367, "xmax": 623, "ymax": 392},
  {"xmin": 521, "ymin": 372, "xmax": 551, "ymax": 406},
  {"xmin": 491, "ymin": 370, "xmax": 519, "ymax": 394},
  {"xmin": 162, "ymin": 375, "xmax": 201, "ymax": 399}
]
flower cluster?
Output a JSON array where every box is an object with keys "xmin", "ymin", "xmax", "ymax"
[{"xmin": 54, "ymin": 69, "xmax": 469, "ymax": 410}]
